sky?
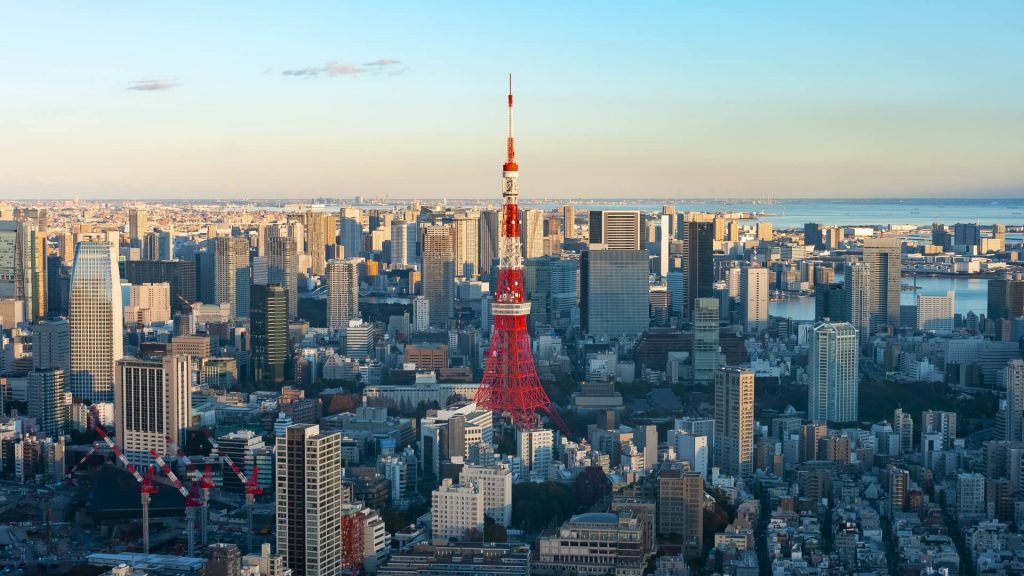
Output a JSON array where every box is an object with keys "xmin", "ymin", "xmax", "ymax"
[{"xmin": 1, "ymin": 1, "xmax": 1023, "ymax": 201}]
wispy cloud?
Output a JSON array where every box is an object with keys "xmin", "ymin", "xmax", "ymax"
[
  {"xmin": 127, "ymin": 79, "xmax": 179, "ymax": 91},
  {"xmin": 364, "ymin": 58, "xmax": 400, "ymax": 67},
  {"xmin": 282, "ymin": 59, "xmax": 404, "ymax": 78}
]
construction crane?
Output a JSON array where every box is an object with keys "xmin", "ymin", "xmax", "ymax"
[
  {"xmin": 198, "ymin": 465, "xmax": 216, "ymax": 547},
  {"xmin": 88, "ymin": 406, "xmax": 159, "ymax": 553},
  {"xmin": 203, "ymin": 432, "xmax": 264, "ymax": 553},
  {"xmin": 150, "ymin": 448, "xmax": 202, "ymax": 557},
  {"xmin": 165, "ymin": 435, "xmax": 201, "ymax": 481},
  {"xmin": 66, "ymin": 441, "xmax": 102, "ymax": 481},
  {"xmin": 140, "ymin": 466, "xmax": 160, "ymax": 554}
]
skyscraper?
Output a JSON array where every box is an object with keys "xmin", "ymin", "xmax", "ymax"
[
  {"xmin": 692, "ymin": 298, "xmax": 720, "ymax": 383},
  {"xmin": 276, "ymin": 424, "xmax": 343, "ymax": 576},
  {"xmin": 477, "ymin": 210, "xmax": 499, "ymax": 278},
  {"xmin": 114, "ymin": 355, "xmax": 191, "ymax": 465},
  {"xmin": 326, "ymin": 258, "xmax": 360, "ymax": 331},
  {"xmin": 740, "ymin": 266, "xmax": 768, "ymax": 334},
  {"xmin": 32, "ymin": 318, "xmax": 71, "ymax": 373},
  {"xmin": 917, "ymin": 291, "xmax": 954, "ymax": 333},
  {"xmin": 657, "ymin": 465, "xmax": 704, "ymax": 559},
  {"xmin": 588, "ymin": 210, "xmax": 641, "ymax": 250},
  {"xmin": 843, "ymin": 262, "xmax": 873, "ymax": 339},
  {"xmin": 124, "ymin": 259, "xmax": 197, "ymax": 314},
  {"xmin": 304, "ymin": 210, "xmax": 337, "ymax": 276},
  {"xmin": 807, "ymin": 321, "xmax": 859, "ymax": 423},
  {"xmin": 0, "ymin": 220, "xmax": 47, "ymax": 322},
  {"xmin": 862, "ymin": 237, "xmax": 902, "ymax": 333},
  {"xmin": 211, "ymin": 236, "xmax": 250, "ymax": 319},
  {"xmin": 520, "ymin": 209, "xmax": 546, "ymax": 258},
  {"xmin": 69, "ymin": 241, "xmax": 124, "ymax": 403},
  {"xmin": 338, "ymin": 214, "xmax": 363, "ymax": 260},
  {"xmin": 683, "ymin": 221, "xmax": 714, "ymax": 321},
  {"xmin": 987, "ymin": 274, "xmax": 1024, "ymax": 321},
  {"xmin": 267, "ymin": 236, "xmax": 298, "ymax": 320},
  {"xmin": 28, "ymin": 368, "xmax": 67, "ymax": 439},
  {"xmin": 714, "ymin": 366, "xmax": 754, "ymax": 479},
  {"xmin": 447, "ymin": 211, "xmax": 480, "ymax": 278},
  {"xmin": 128, "ymin": 208, "xmax": 148, "ymax": 249},
  {"xmin": 421, "ymin": 225, "xmax": 455, "ymax": 327},
  {"xmin": 251, "ymin": 284, "xmax": 288, "ymax": 384},
  {"xmin": 579, "ymin": 249, "xmax": 649, "ymax": 337},
  {"xmin": 562, "ymin": 204, "xmax": 576, "ymax": 240},
  {"xmin": 1004, "ymin": 360, "xmax": 1024, "ymax": 443}
]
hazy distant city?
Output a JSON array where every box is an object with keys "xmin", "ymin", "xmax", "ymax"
[{"xmin": 4, "ymin": 2, "xmax": 1024, "ymax": 576}]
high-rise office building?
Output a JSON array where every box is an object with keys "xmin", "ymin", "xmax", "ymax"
[
  {"xmin": 862, "ymin": 237, "xmax": 901, "ymax": 333},
  {"xmin": 953, "ymin": 222, "xmax": 982, "ymax": 249},
  {"xmin": 411, "ymin": 296, "xmax": 430, "ymax": 332},
  {"xmin": 921, "ymin": 409, "xmax": 957, "ymax": 449},
  {"xmin": 1003, "ymin": 360, "xmax": 1024, "ymax": 443},
  {"xmin": 28, "ymin": 368, "xmax": 68, "ymax": 439},
  {"xmin": 421, "ymin": 225, "xmax": 455, "ymax": 327},
  {"xmin": 251, "ymin": 284, "xmax": 288, "ymax": 384},
  {"xmin": 447, "ymin": 211, "xmax": 479, "ymax": 278},
  {"xmin": 0, "ymin": 220, "xmax": 47, "ymax": 322},
  {"xmin": 580, "ymin": 249, "xmax": 649, "ymax": 337},
  {"xmin": 124, "ymin": 259, "xmax": 197, "ymax": 313},
  {"xmin": 326, "ymin": 258, "xmax": 361, "ymax": 331},
  {"xmin": 276, "ymin": 424, "xmax": 343, "ymax": 576},
  {"xmin": 431, "ymin": 479, "xmax": 484, "ymax": 544},
  {"xmin": 888, "ymin": 467, "xmax": 909, "ymax": 516},
  {"xmin": 588, "ymin": 210, "xmax": 641, "ymax": 250},
  {"xmin": 843, "ymin": 262, "xmax": 872, "ymax": 339},
  {"xmin": 217, "ymin": 430, "xmax": 267, "ymax": 493},
  {"xmin": 521, "ymin": 209, "xmax": 546, "ymax": 258},
  {"xmin": 128, "ymin": 208, "xmax": 148, "ymax": 249},
  {"xmin": 740, "ymin": 266, "xmax": 768, "ymax": 333},
  {"xmin": 32, "ymin": 318, "xmax": 71, "ymax": 373},
  {"xmin": 477, "ymin": 210, "xmax": 499, "ymax": 278},
  {"xmin": 338, "ymin": 213, "xmax": 363, "ymax": 259},
  {"xmin": 714, "ymin": 366, "xmax": 754, "ymax": 479},
  {"xmin": 267, "ymin": 236, "xmax": 298, "ymax": 319},
  {"xmin": 562, "ymin": 204, "xmax": 577, "ymax": 240},
  {"xmin": 69, "ymin": 241, "xmax": 124, "ymax": 403},
  {"xmin": 807, "ymin": 321, "xmax": 859, "ymax": 423},
  {"xmin": 46, "ymin": 254, "xmax": 71, "ymax": 318},
  {"xmin": 692, "ymin": 298, "xmax": 720, "ymax": 383},
  {"xmin": 114, "ymin": 355, "xmax": 191, "ymax": 466},
  {"xmin": 917, "ymin": 291, "xmax": 954, "ymax": 333},
  {"xmin": 683, "ymin": 221, "xmax": 713, "ymax": 320},
  {"xmin": 987, "ymin": 274, "xmax": 1024, "ymax": 321},
  {"xmin": 304, "ymin": 211, "xmax": 337, "ymax": 277},
  {"xmin": 657, "ymin": 465, "xmax": 704, "ymax": 558},
  {"xmin": 459, "ymin": 463, "xmax": 512, "ymax": 527},
  {"xmin": 804, "ymin": 223, "xmax": 824, "ymax": 249}
]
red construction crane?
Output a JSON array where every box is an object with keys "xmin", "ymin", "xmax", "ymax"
[
  {"xmin": 87, "ymin": 406, "xmax": 158, "ymax": 553},
  {"xmin": 66, "ymin": 441, "xmax": 102, "ymax": 481},
  {"xmin": 165, "ymin": 435, "xmax": 201, "ymax": 481},
  {"xmin": 198, "ymin": 465, "xmax": 216, "ymax": 547},
  {"xmin": 150, "ymin": 448, "xmax": 202, "ymax": 557},
  {"xmin": 203, "ymin": 431, "xmax": 263, "ymax": 553}
]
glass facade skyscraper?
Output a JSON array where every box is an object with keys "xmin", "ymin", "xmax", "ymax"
[{"xmin": 69, "ymin": 241, "xmax": 124, "ymax": 403}]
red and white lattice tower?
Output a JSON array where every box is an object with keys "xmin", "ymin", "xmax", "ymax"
[{"xmin": 474, "ymin": 75, "xmax": 568, "ymax": 435}]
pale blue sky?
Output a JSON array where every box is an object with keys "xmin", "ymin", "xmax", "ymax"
[{"xmin": 2, "ymin": 1, "xmax": 1022, "ymax": 200}]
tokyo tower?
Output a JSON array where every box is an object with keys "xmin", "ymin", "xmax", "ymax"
[{"xmin": 474, "ymin": 76, "xmax": 569, "ymax": 435}]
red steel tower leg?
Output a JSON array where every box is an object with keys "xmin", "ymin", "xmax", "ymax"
[{"xmin": 474, "ymin": 75, "xmax": 569, "ymax": 436}]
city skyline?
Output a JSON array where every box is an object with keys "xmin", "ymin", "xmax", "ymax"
[{"xmin": 3, "ymin": 2, "xmax": 1024, "ymax": 201}]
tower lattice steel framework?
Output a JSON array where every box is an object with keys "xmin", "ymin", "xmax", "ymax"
[{"xmin": 474, "ymin": 76, "xmax": 568, "ymax": 435}]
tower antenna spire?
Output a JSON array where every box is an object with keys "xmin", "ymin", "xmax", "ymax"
[{"xmin": 504, "ymin": 73, "xmax": 517, "ymax": 173}]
